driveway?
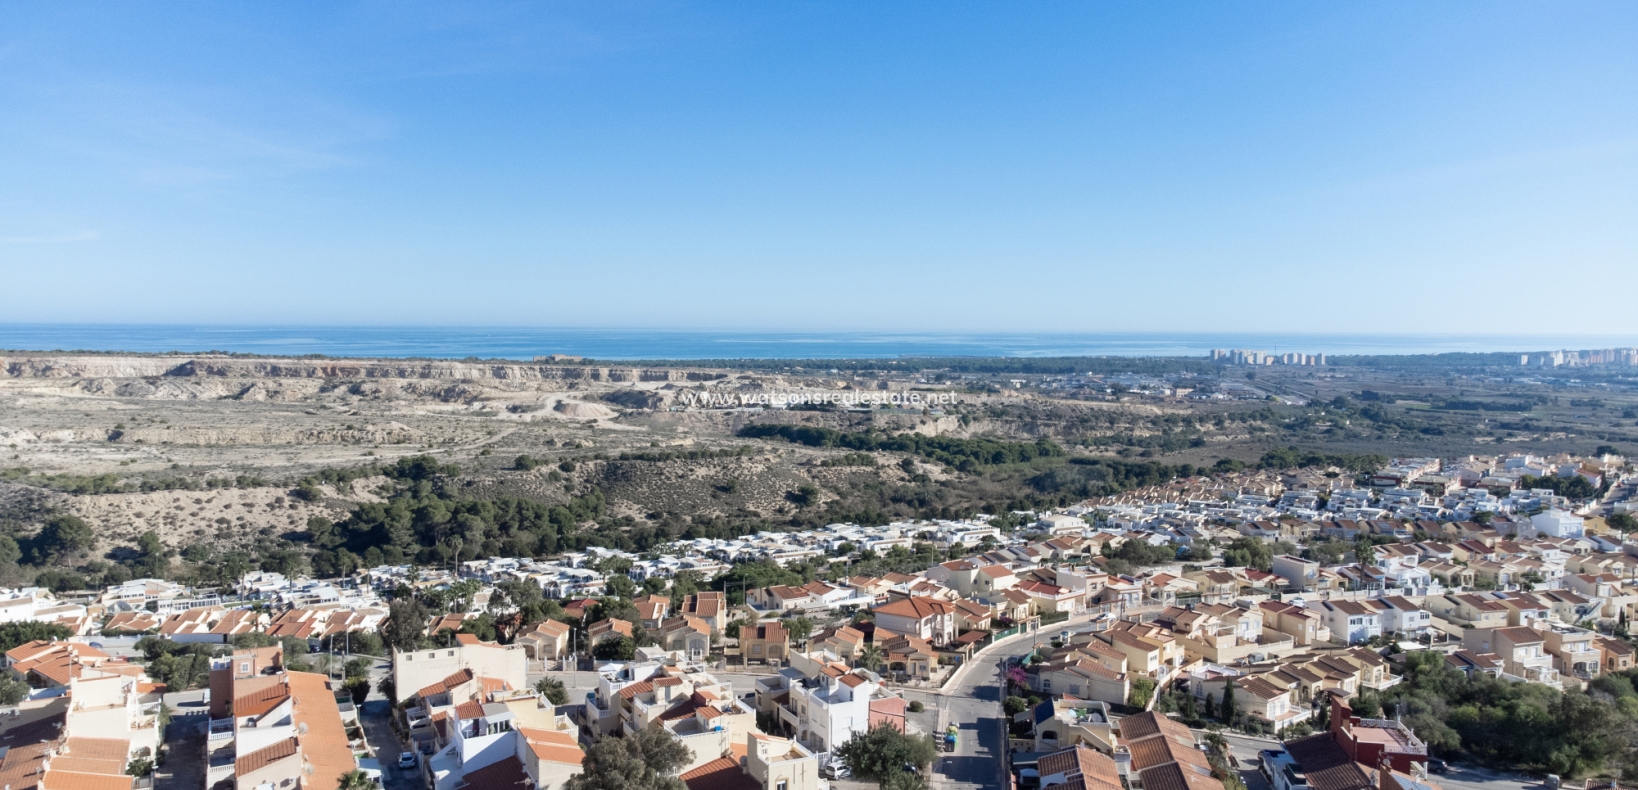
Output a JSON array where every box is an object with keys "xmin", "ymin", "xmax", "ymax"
[
  {"xmin": 361, "ymin": 699, "xmax": 423, "ymax": 790},
  {"xmin": 156, "ymin": 707, "xmax": 207, "ymax": 790}
]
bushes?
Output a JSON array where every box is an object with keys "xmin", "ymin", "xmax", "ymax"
[
  {"xmin": 1128, "ymin": 677, "xmax": 1157, "ymax": 709},
  {"xmin": 739, "ymin": 425, "xmax": 1063, "ymax": 469}
]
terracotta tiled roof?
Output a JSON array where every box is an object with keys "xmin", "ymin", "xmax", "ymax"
[
  {"xmin": 519, "ymin": 728, "xmax": 585, "ymax": 765},
  {"xmin": 680, "ymin": 757, "xmax": 762, "ymax": 790},
  {"xmin": 286, "ymin": 671, "xmax": 360, "ymax": 790},
  {"xmin": 872, "ymin": 596, "xmax": 954, "ymax": 619},
  {"xmin": 1137, "ymin": 761, "xmax": 1224, "ymax": 790},
  {"xmin": 1038, "ymin": 745, "xmax": 1122, "ymax": 790},
  {"xmin": 618, "ymin": 680, "xmax": 655, "ymax": 699},
  {"xmin": 417, "ymin": 667, "xmax": 475, "ymax": 700},
  {"xmin": 1284, "ymin": 733, "xmax": 1372, "ymax": 790},
  {"xmin": 461, "ymin": 755, "xmax": 531, "ymax": 790},
  {"xmin": 1118, "ymin": 712, "xmax": 1193, "ymax": 743},
  {"xmin": 235, "ymin": 737, "xmax": 299, "ymax": 776},
  {"xmin": 39, "ymin": 772, "xmax": 132, "ymax": 790},
  {"xmin": 234, "ymin": 682, "xmax": 291, "ymax": 717}
]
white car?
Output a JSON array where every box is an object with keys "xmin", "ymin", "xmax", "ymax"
[{"xmin": 398, "ymin": 752, "xmax": 418, "ymax": 769}]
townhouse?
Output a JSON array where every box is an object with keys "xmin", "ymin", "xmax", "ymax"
[
  {"xmin": 1306, "ymin": 600, "xmax": 1381, "ymax": 645},
  {"xmin": 206, "ymin": 645, "xmax": 360, "ymax": 790}
]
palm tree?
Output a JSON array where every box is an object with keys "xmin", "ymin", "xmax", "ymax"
[
  {"xmin": 858, "ymin": 644, "xmax": 884, "ymax": 673},
  {"xmin": 338, "ymin": 770, "xmax": 375, "ymax": 790}
]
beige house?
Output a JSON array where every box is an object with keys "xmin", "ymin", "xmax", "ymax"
[
  {"xmin": 659, "ymin": 616, "xmax": 714, "ymax": 659},
  {"xmin": 871, "ymin": 596, "xmax": 957, "ymax": 646},
  {"xmin": 1430, "ymin": 593, "xmax": 1510, "ymax": 629},
  {"xmin": 817, "ymin": 625, "xmax": 867, "ymax": 662},
  {"xmin": 1183, "ymin": 569, "xmax": 1240, "ymax": 604},
  {"xmin": 1464, "ymin": 626, "xmax": 1555, "ymax": 684},
  {"xmin": 1030, "ymin": 657, "xmax": 1129, "ymax": 705},
  {"xmin": 1199, "ymin": 675, "xmax": 1306, "ymax": 732},
  {"xmin": 518, "ymin": 619, "xmax": 572, "ymax": 660},
  {"xmin": 1259, "ymin": 601, "xmax": 1331, "ymax": 645},
  {"xmin": 588, "ymin": 618, "xmax": 635, "ymax": 646},
  {"xmin": 742, "ymin": 622, "xmax": 790, "ymax": 665}
]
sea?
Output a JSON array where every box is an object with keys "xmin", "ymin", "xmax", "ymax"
[{"xmin": 0, "ymin": 324, "xmax": 1631, "ymax": 361}]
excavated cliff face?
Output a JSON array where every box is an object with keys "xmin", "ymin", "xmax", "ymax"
[{"xmin": 1, "ymin": 355, "xmax": 728, "ymax": 383}]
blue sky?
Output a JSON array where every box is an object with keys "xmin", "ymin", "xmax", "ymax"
[{"xmin": 2, "ymin": 2, "xmax": 1635, "ymax": 334}]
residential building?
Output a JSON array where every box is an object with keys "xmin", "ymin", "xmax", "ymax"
[
  {"xmin": 754, "ymin": 656, "xmax": 896, "ymax": 756},
  {"xmin": 1307, "ymin": 600, "xmax": 1381, "ymax": 645},
  {"xmin": 205, "ymin": 645, "xmax": 359, "ymax": 790},
  {"xmin": 1462, "ymin": 627, "xmax": 1555, "ymax": 685},
  {"xmin": 743, "ymin": 622, "xmax": 791, "ymax": 665},
  {"xmin": 870, "ymin": 597, "xmax": 956, "ymax": 646},
  {"xmin": 393, "ymin": 634, "xmax": 529, "ymax": 709},
  {"xmin": 1370, "ymin": 597, "xmax": 1433, "ymax": 638}
]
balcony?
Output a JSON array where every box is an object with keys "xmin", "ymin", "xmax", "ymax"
[
  {"xmin": 208, "ymin": 719, "xmax": 234, "ymax": 742},
  {"xmin": 1361, "ymin": 675, "xmax": 1402, "ymax": 691}
]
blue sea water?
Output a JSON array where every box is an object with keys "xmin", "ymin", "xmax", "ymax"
[{"xmin": 0, "ymin": 324, "xmax": 1630, "ymax": 361}]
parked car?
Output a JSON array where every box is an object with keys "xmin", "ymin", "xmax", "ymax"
[
  {"xmin": 1429, "ymin": 759, "xmax": 1448, "ymax": 774},
  {"xmin": 822, "ymin": 764, "xmax": 851, "ymax": 780},
  {"xmin": 398, "ymin": 752, "xmax": 418, "ymax": 770}
]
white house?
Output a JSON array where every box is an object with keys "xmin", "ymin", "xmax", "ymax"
[
  {"xmin": 1308, "ymin": 599, "xmax": 1382, "ymax": 645},
  {"xmin": 1372, "ymin": 596, "xmax": 1433, "ymax": 638},
  {"xmin": 1530, "ymin": 510, "xmax": 1585, "ymax": 539}
]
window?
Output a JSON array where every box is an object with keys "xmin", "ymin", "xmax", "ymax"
[
  {"xmin": 240, "ymin": 663, "xmax": 250, "ymax": 674},
  {"xmin": 778, "ymin": 781, "xmax": 787, "ymax": 790}
]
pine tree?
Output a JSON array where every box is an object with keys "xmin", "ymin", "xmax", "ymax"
[{"xmin": 1221, "ymin": 678, "xmax": 1237, "ymax": 724}]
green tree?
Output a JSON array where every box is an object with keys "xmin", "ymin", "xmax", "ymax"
[
  {"xmin": 382, "ymin": 598, "xmax": 430, "ymax": 653},
  {"xmin": 1220, "ymin": 679, "xmax": 1237, "ymax": 723},
  {"xmin": 0, "ymin": 674, "xmax": 29, "ymax": 705},
  {"xmin": 780, "ymin": 616, "xmax": 814, "ymax": 644},
  {"xmin": 606, "ymin": 575, "xmax": 638, "ymax": 600},
  {"xmin": 32, "ymin": 515, "xmax": 95, "ymax": 563},
  {"xmin": 0, "ymin": 621, "xmax": 72, "ymax": 653},
  {"xmin": 565, "ymin": 727, "xmax": 690, "ymax": 790},
  {"xmin": 835, "ymin": 723, "xmax": 938, "ymax": 780},
  {"xmin": 1221, "ymin": 538, "xmax": 1274, "ymax": 572},
  {"xmin": 536, "ymin": 676, "xmax": 570, "ymax": 706},
  {"xmin": 593, "ymin": 636, "xmax": 636, "ymax": 662},
  {"xmin": 344, "ymin": 676, "xmax": 371, "ymax": 706}
]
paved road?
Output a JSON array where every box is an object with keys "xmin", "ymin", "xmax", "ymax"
[
  {"xmin": 156, "ymin": 693, "xmax": 209, "ymax": 790},
  {"xmin": 918, "ymin": 619, "xmax": 1107, "ymax": 790}
]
